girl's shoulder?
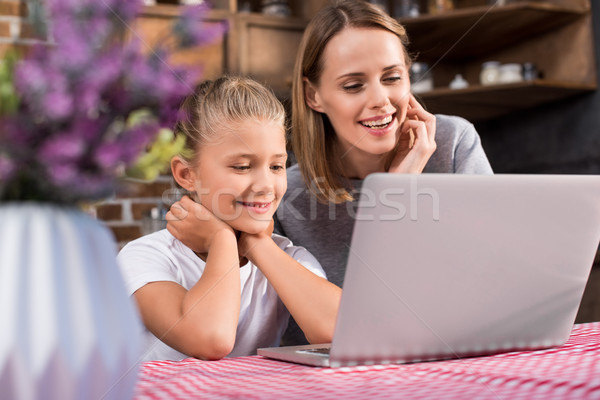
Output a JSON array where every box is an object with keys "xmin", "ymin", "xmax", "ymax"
[
  {"xmin": 270, "ymin": 233, "xmax": 327, "ymax": 279},
  {"xmin": 117, "ymin": 229, "xmax": 198, "ymax": 272},
  {"xmin": 270, "ymin": 232, "xmax": 295, "ymax": 251},
  {"xmin": 119, "ymin": 229, "xmax": 180, "ymax": 256}
]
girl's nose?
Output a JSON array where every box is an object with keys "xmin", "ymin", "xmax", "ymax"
[{"xmin": 251, "ymin": 168, "xmax": 275, "ymax": 195}]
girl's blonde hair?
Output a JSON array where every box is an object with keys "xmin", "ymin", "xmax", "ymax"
[
  {"xmin": 292, "ymin": 0, "xmax": 410, "ymax": 203},
  {"xmin": 175, "ymin": 76, "xmax": 285, "ymax": 164}
]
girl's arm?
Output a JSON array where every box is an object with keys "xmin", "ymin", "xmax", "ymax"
[
  {"xmin": 134, "ymin": 222, "xmax": 241, "ymax": 360},
  {"xmin": 239, "ymin": 226, "xmax": 342, "ymax": 344}
]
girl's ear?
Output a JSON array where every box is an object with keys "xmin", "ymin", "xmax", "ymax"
[
  {"xmin": 171, "ymin": 156, "xmax": 196, "ymax": 192},
  {"xmin": 303, "ymin": 77, "xmax": 325, "ymax": 113}
]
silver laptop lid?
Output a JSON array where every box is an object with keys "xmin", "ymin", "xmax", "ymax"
[{"xmin": 329, "ymin": 174, "xmax": 600, "ymax": 367}]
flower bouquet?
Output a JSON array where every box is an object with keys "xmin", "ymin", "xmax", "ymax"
[
  {"xmin": 0, "ymin": 1, "xmax": 224, "ymax": 399},
  {"xmin": 0, "ymin": 0, "xmax": 222, "ymax": 203}
]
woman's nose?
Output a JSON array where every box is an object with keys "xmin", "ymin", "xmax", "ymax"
[{"xmin": 367, "ymin": 83, "xmax": 389, "ymax": 109}]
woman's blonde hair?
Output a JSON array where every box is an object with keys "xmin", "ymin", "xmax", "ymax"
[
  {"xmin": 292, "ymin": 0, "xmax": 410, "ymax": 203},
  {"xmin": 175, "ymin": 76, "xmax": 285, "ymax": 165}
]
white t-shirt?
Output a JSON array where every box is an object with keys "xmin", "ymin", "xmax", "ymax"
[{"xmin": 117, "ymin": 229, "xmax": 325, "ymax": 361}]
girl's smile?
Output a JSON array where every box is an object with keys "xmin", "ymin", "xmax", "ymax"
[{"xmin": 236, "ymin": 200, "xmax": 273, "ymax": 214}]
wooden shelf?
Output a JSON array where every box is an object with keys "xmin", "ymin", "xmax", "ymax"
[
  {"xmin": 417, "ymin": 80, "xmax": 596, "ymax": 121},
  {"xmin": 136, "ymin": 1, "xmax": 596, "ymax": 122},
  {"xmin": 140, "ymin": 4, "xmax": 231, "ymax": 19},
  {"xmin": 233, "ymin": 12, "xmax": 307, "ymax": 27},
  {"xmin": 140, "ymin": 5, "xmax": 307, "ymax": 25},
  {"xmin": 401, "ymin": 2, "xmax": 588, "ymax": 62}
]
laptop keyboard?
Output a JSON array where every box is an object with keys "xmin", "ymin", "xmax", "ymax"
[{"xmin": 297, "ymin": 347, "xmax": 330, "ymax": 355}]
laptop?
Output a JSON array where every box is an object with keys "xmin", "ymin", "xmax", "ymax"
[{"xmin": 258, "ymin": 174, "xmax": 600, "ymax": 367}]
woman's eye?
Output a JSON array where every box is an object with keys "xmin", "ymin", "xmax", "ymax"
[
  {"xmin": 342, "ymin": 83, "xmax": 363, "ymax": 92},
  {"xmin": 384, "ymin": 76, "xmax": 402, "ymax": 83}
]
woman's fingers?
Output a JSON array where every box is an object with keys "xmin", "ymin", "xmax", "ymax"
[
  {"xmin": 407, "ymin": 94, "xmax": 436, "ymax": 146},
  {"xmin": 388, "ymin": 97, "xmax": 437, "ymax": 173},
  {"xmin": 401, "ymin": 118, "xmax": 436, "ymax": 159}
]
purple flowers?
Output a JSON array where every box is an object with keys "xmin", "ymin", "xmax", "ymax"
[
  {"xmin": 173, "ymin": 4, "xmax": 228, "ymax": 48},
  {"xmin": 0, "ymin": 0, "xmax": 224, "ymax": 203}
]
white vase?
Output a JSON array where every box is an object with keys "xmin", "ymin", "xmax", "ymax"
[{"xmin": 0, "ymin": 203, "xmax": 143, "ymax": 400}]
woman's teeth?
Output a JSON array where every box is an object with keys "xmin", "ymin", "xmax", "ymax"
[{"xmin": 360, "ymin": 115, "xmax": 393, "ymax": 128}]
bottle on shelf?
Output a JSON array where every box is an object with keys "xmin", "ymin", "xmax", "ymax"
[{"xmin": 449, "ymin": 74, "xmax": 469, "ymax": 89}]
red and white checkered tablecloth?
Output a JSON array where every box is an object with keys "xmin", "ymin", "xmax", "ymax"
[{"xmin": 135, "ymin": 322, "xmax": 600, "ymax": 399}]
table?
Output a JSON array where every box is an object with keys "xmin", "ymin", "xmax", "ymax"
[{"xmin": 135, "ymin": 322, "xmax": 600, "ymax": 399}]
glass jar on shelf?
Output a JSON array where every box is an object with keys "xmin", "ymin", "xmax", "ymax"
[
  {"xmin": 428, "ymin": 0, "xmax": 454, "ymax": 14},
  {"xmin": 393, "ymin": 0, "xmax": 420, "ymax": 18},
  {"xmin": 367, "ymin": 0, "xmax": 390, "ymax": 15},
  {"xmin": 498, "ymin": 63, "xmax": 523, "ymax": 84},
  {"xmin": 522, "ymin": 62, "xmax": 539, "ymax": 81},
  {"xmin": 410, "ymin": 62, "xmax": 433, "ymax": 93},
  {"xmin": 261, "ymin": 0, "xmax": 291, "ymax": 17},
  {"xmin": 480, "ymin": 61, "xmax": 501, "ymax": 86}
]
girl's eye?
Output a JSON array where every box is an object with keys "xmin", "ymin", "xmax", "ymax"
[
  {"xmin": 231, "ymin": 165, "xmax": 250, "ymax": 171},
  {"xmin": 271, "ymin": 165, "xmax": 285, "ymax": 172}
]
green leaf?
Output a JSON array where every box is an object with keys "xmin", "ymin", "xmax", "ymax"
[
  {"xmin": 125, "ymin": 128, "xmax": 187, "ymax": 181},
  {"xmin": 0, "ymin": 50, "xmax": 20, "ymax": 116}
]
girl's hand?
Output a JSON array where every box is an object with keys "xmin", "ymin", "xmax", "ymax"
[
  {"xmin": 166, "ymin": 195, "xmax": 233, "ymax": 255},
  {"xmin": 238, "ymin": 218, "xmax": 341, "ymax": 344},
  {"xmin": 237, "ymin": 219, "xmax": 275, "ymax": 263},
  {"xmin": 388, "ymin": 94, "xmax": 437, "ymax": 174}
]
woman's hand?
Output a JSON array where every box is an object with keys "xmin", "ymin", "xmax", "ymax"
[
  {"xmin": 166, "ymin": 195, "xmax": 233, "ymax": 255},
  {"xmin": 388, "ymin": 94, "xmax": 437, "ymax": 174}
]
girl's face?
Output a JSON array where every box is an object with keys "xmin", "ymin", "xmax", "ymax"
[
  {"xmin": 189, "ymin": 119, "xmax": 287, "ymax": 234},
  {"xmin": 306, "ymin": 27, "xmax": 411, "ymax": 165}
]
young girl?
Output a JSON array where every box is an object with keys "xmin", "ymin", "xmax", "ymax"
[
  {"xmin": 166, "ymin": 0, "xmax": 493, "ymax": 345},
  {"xmin": 117, "ymin": 76, "xmax": 341, "ymax": 361}
]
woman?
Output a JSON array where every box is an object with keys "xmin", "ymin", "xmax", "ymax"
[{"xmin": 275, "ymin": 0, "xmax": 492, "ymax": 289}]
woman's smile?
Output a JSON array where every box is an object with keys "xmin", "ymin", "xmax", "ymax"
[{"xmin": 358, "ymin": 112, "xmax": 398, "ymax": 137}]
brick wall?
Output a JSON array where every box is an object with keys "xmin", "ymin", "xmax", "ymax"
[
  {"xmin": 0, "ymin": 0, "xmax": 38, "ymax": 58},
  {"xmin": 89, "ymin": 175, "xmax": 177, "ymax": 249}
]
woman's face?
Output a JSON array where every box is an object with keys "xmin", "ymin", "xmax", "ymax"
[{"xmin": 306, "ymin": 27, "xmax": 411, "ymax": 164}]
